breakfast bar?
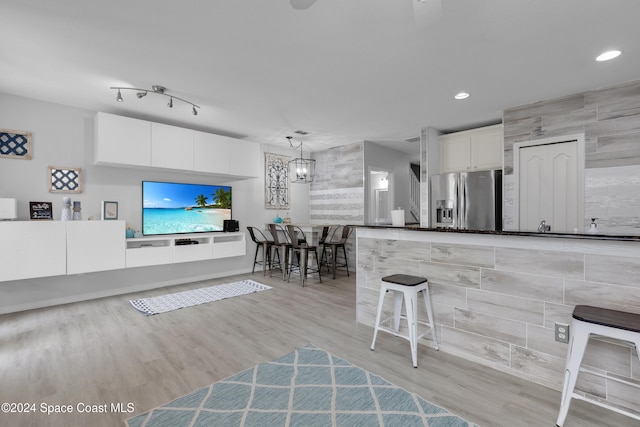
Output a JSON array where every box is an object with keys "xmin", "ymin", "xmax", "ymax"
[{"xmin": 356, "ymin": 225, "xmax": 640, "ymax": 411}]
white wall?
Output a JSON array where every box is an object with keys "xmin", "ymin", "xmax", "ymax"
[
  {"xmin": 363, "ymin": 141, "xmax": 411, "ymax": 224},
  {"xmin": 0, "ymin": 93, "xmax": 310, "ymax": 312}
]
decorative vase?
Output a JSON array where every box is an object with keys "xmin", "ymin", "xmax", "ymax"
[
  {"xmin": 72, "ymin": 200, "xmax": 82, "ymax": 221},
  {"xmin": 61, "ymin": 197, "xmax": 72, "ymax": 221}
]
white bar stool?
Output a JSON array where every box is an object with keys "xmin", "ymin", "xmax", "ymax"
[
  {"xmin": 370, "ymin": 274, "xmax": 439, "ymax": 367},
  {"xmin": 556, "ymin": 305, "xmax": 640, "ymax": 426}
]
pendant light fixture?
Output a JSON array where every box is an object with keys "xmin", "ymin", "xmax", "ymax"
[
  {"xmin": 110, "ymin": 85, "xmax": 200, "ymax": 115},
  {"xmin": 287, "ymin": 136, "xmax": 315, "ymax": 184}
]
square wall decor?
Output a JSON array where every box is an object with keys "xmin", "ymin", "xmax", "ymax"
[
  {"xmin": 0, "ymin": 128, "xmax": 32, "ymax": 159},
  {"xmin": 48, "ymin": 166, "xmax": 82, "ymax": 193},
  {"xmin": 265, "ymin": 152, "xmax": 290, "ymax": 209}
]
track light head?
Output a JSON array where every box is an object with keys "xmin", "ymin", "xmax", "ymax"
[{"xmin": 111, "ymin": 85, "xmax": 199, "ymax": 115}]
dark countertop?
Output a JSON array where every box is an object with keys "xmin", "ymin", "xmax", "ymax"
[{"xmin": 355, "ymin": 224, "xmax": 640, "ymax": 242}]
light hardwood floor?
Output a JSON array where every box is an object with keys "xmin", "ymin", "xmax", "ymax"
[{"xmin": 0, "ymin": 270, "xmax": 636, "ymax": 427}]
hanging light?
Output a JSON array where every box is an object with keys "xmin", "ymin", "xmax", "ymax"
[
  {"xmin": 110, "ymin": 84, "xmax": 200, "ymax": 115},
  {"xmin": 287, "ymin": 136, "xmax": 316, "ymax": 184}
]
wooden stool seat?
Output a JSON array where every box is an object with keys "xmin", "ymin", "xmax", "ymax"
[
  {"xmin": 556, "ymin": 305, "xmax": 640, "ymax": 426},
  {"xmin": 370, "ymin": 274, "xmax": 438, "ymax": 367},
  {"xmin": 572, "ymin": 305, "xmax": 640, "ymax": 333}
]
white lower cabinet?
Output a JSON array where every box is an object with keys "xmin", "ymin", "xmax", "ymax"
[
  {"xmin": 0, "ymin": 222, "xmax": 246, "ymax": 282},
  {"xmin": 0, "ymin": 221, "xmax": 67, "ymax": 281},
  {"xmin": 67, "ymin": 220, "xmax": 126, "ymax": 274}
]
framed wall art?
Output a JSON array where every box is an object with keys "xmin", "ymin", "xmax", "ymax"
[
  {"xmin": 29, "ymin": 201, "xmax": 53, "ymax": 220},
  {"xmin": 101, "ymin": 201, "xmax": 118, "ymax": 220},
  {"xmin": 265, "ymin": 152, "xmax": 290, "ymax": 209},
  {"xmin": 0, "ymin": 128, "xmax": 32, "ymax": 160},
  {"xmin": 48, "ymin": 166, "xmax": 82, "ymax": 193}
]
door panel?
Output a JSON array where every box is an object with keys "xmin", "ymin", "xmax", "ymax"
[{"xmin": 519, "ymin": 141, "xmax": 579, "ymax": 233}]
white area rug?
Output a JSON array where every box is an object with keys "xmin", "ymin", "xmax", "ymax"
[{"xmin": 130, "ymin": 279, "xmax": 272, "ymax": 315}]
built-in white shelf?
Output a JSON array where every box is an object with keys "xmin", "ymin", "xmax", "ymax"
[
  {"xmin": 0, "ymin": 221, "xmax": 246, "ymax": 282},
  {"xmin": 125, "ymin": 232, "xmax": 246, "ymax": 268}
]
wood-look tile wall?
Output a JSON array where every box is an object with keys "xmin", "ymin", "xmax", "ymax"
[
  {"xmin": 310, "ymin": 142, "xmax": 365, "ymax": 225},
  {"xmin": 356, "ymin": 229, "xmax": 640, "ymax": 412},
  {"xmin": 503, "ymin": 79, "xmax": 640, "ymax": 233}
]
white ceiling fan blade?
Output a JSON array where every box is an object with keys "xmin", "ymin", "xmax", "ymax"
[
  {"xmin": 290, "ymin": 0, "xmax": 317, "ymax": 10},
  {"xmin": 412, "ymin": 0, "xmax": 442, "ymax": 27}
]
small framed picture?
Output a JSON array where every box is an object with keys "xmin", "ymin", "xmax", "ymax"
[
  {"xmin": 49, "ymin": 166, "xmax": 82, "ymax": 193},
  {"xmin": 102, "ymin": 201, "xmax": 118, "ymax": 220},
  {"xmin": 0, "ymin": 128, "xmax": 32, "ymax": 160},
  {"xmin": 29, "ymin": 201, "xmax": 53, "ymax": 220}
]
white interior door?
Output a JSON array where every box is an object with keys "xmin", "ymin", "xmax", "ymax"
[{"xmin": 518, "ymin": 140, "xmax": 580, "ymax": 233}]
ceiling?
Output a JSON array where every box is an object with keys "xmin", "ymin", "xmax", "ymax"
[{"xmin": 2, "ymin": 0, "xmax": 639, "ymax": 162}]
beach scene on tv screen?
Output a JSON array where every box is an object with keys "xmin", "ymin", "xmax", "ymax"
[{"xmin": 143, "ymin": 182, "xmax": 231, "ymax": 235}]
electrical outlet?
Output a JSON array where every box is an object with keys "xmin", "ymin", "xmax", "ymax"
[{"xmin": 555, "ymin": 322, "xmax": 570, "ymax": 343}]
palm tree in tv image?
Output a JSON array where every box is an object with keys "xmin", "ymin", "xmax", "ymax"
[
  {"xmin": 212, "ymin": 187, "xmax": 231, "ymax": 209},
  {"xmin": 195, "ymin": 194, "xmax": 208, "ymax": 207}
]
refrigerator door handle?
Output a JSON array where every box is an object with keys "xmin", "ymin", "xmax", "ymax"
[{"xmin": 459, "ymin": 173, "xmax": 465, "ymax": 229}]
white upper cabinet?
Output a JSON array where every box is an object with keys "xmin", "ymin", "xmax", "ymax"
[
  {"xmin": 95, "ymin": 112, "xmax": 151, "ymax": 167},
  {"xmin": 228, "ymin": 139, "xmax": 260, "ymax": 178},
  {"xmin": 440, "ymin": 133, "xmax": 471, "ymax": 173},
  {"xmin": 151, "ymin": 122, "xmax": 194, "ymax": 170},
  {"xmin": 193, "ymin": 131, "xmax": 233, "ymax": 175},
  {"xmin": 440, "ymin": 124, "xmax": 503, "ymax": 173},
  {"xmin": 193, "ymin": 131, "xmax": 260, "ymax": 178},
  {"xmin": 94, "ymin": 113, "xmax": 259, "ymax": 179}
]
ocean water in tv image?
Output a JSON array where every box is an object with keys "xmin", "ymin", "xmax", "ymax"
[
  {"xmin": 142, "ymin": 182, "xmax": 232, "ymax": 235},
  {"xmin": 142, "ymin": 208, "xmax": 230, "ymax": 235}
]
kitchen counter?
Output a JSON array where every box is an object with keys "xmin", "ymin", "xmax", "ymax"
[
  {"xmin": 355, "ymin": 225, "xmax": 640, "ymax": 405},
  {"xmin": 356, "ymin": 223, "xmax": 640, "ymax": 241}
]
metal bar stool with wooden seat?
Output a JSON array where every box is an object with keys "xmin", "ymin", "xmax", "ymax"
[
  {"xmin": 267, "ymin": 223, "xmax": 291, "ymax": 280},
  {"xmin": 370, "ymin": 274, "xmax": 439, "ymax": 367},
  {"xmin": 556, "ymin": 305, "xmax": 640, "ymax": 426},
  {"xmin": 286, "ymin": 224, "xmax": 322, "ymax": 287},
  {"xmin": 320, "ymin": 225, "xmax": 352, "ymax": 279},
  {"xmin": 246, "ymin": 226, "xmax": 274, "ymax": 275}
]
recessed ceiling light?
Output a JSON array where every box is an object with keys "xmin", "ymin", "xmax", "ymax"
[
  {"xmin": 596, "ymin": 50, "xmax": 621, "ymax": 61},
  {"xmin": 454, "ymin": 92, "xmax": 470, "ymax": 100}
]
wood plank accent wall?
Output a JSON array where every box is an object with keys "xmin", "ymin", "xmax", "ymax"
[
  {"xmin": 356, "ymin": 228, "xmax": 640, "ymax": 413},
  {"xmin": 503, "ymin": 79, "xmax": 640, "ymax": 234},
  {"xmin": 309, "ymin": 142, "xmax": 365, "ymax": 225}
]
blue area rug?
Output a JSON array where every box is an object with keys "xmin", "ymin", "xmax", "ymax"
[{"xmin": 126, "ymin": 343, "xmax": 479, "ymax": 427}]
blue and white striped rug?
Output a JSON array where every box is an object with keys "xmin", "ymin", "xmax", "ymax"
[
  {"xmin": 126, "ymin": 343, "xmax": 479, "ymax": 427},
  {"xmin": 129, "ymin": 279, "xmax": 272, "ymax": 315}
]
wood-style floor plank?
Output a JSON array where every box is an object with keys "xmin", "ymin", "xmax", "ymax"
[{"xmin": 0, "ymin": 271, "xmax": 635, "ymax": 427}]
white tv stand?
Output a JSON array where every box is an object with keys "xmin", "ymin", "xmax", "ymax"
[
  {"xmin": 126, "ymin": 232, "xmax": 245, "ymax": 268},
  {"xmin": 0, "ymin": 220, "xmax": 246, "ymax": 282}
]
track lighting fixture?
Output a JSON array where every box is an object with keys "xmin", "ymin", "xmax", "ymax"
[{"xmin": 110, "ymin": 85, "xmax": 200, "ymax": 115}]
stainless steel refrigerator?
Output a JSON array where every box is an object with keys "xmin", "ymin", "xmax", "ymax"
[{"xmin": 430, "ymin": 169, "xmax": 502, "ymax": 230}]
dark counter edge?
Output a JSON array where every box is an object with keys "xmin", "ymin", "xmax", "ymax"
[{"xmin": 352, "ymin": 224, "xmax": 640, "ymax": 242}]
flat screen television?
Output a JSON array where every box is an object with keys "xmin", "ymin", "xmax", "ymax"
[{"xmin": 142, "ymin": 181, "xmax": 232, "ymax": 235}]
